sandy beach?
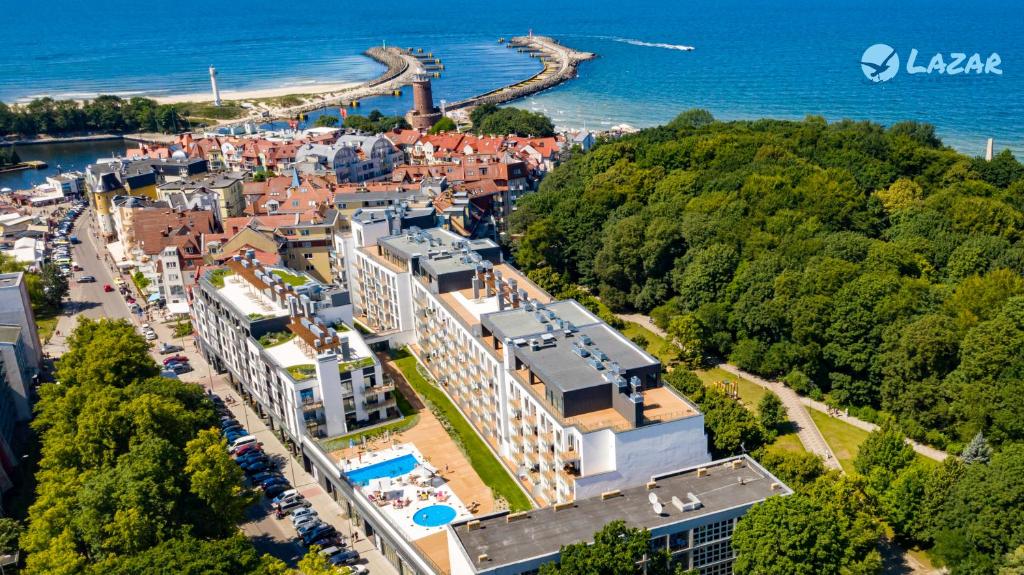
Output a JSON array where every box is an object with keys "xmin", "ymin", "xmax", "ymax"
[{"xmin": 152, "ymin": 81, "xmax": 362, "ymax": 105}]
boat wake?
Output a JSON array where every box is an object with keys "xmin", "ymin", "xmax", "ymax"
[{"xmin": 609, "ymin": 37, "xmax": 694, "ymax": 51}]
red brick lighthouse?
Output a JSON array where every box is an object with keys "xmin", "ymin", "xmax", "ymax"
[{"xmin": 406, "ymin": 74, "xmax": 442, "ymax": 131}]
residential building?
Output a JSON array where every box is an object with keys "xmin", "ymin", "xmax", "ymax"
[
  {"xmin": 192, "ymin": 251, "xmax": 397, "ymax": 442},
  {"xmin": 86, "ymin": 156, "xmax": 208, "ymax": 238},
  {"xmin": 46, "ymin": 171, "xmax": 86, "ymax": 200},
  {"xmin": 447, "ymin": 455, "xmax": 792, "ymax": 575},
  {"xmin": 349, "ymin": 226, "xmax": 711, "ymax": 505},
  {"xmin": 0, "ymin": 272, "xmax": 41, "ymax": 372},
  {"xmin": 157, "ymin": 172, "xmax": 247, "ymax": 224},
  {"xmin": 294, "ymin": 136, "xmax": 403, "ymax": 183}
]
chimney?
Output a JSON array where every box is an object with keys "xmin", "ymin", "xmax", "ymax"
[
  {"xmin": 340, "ymin": 337, "xmax": 351, "ymax": 361},
  {"xmin": 472, "ymin": 276, "xmax": 482, "ymax": 299}
]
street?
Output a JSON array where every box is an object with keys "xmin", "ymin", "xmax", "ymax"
[{"xmin": 42, "ymin": 208, "xmax": 396, "ymax": 574}]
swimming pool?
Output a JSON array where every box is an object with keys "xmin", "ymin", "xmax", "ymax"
[
  {"xmin": 413, "ymin": 505, "xmax": 457, "ymax": 527},
  {"xmin": 346, "ymin": 453, "xmax": 419, "ymax": 486}
]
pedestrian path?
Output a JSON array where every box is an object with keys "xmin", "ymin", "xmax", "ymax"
[{"xmin": 617, "ymin": 313, "xmax": 841, "ymax": 469}]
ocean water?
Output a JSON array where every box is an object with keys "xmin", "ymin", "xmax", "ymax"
[{"xmin": 1, "ymin": 0, "xmax": 1022, "ymax": 189}]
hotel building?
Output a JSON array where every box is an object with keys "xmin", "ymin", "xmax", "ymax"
[{"xmin": 348, "ymin": 223, "xmax": 711, "ymax": 505}]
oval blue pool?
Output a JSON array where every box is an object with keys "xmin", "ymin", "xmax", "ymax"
[
  {"xmin": 413, "ymin": 505, "xmax": 457, "ymax": 527},
  {"xmin": 346, "ymin": 453, "xmax": 418, "ymax": 486}
]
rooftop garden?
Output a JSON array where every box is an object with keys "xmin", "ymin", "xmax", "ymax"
[
  {"xmin": 271, "ymin": 269, "xmax": 308, "ymax": 287},
  {"xmin": 338, "ymin": 357, "xmax": 375, "ymax": 373},
  {"xmin": 258, "ymin": 330, "xmax": 295, "ymax": 348},
  {"xmin": 208, "ymin": 268, "xmax": 234, "ymax": 289},
  {"xmin": 247, "ymin": 312, "xmax": 269, "ymax": 321},
  {"xmin": 286, "ymin": 364, "xmax": 317, "ymax": 381}
]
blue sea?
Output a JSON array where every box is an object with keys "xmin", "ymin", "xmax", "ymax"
[{"xmin": 2, "ymin": 0, "xmax": 1022, "ymax": 189}]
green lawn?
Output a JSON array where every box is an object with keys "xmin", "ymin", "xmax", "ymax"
[
  {"xmin": 35, "ymin": 309, "xmax": 59, "ymax": 344},
  {"xmin": 694, "ymin": 367, "xmax": 768, "ymax": 410},
  {"xmin": 764, "ymin": 430, "xmax": 807, "ymax": 456},
  {"xmin": 271, "ymin": 269, "xmax": 308, "ymax": 287},
  {"xmin": 621, "ymin": 321, "xmax": 679, "ymax": 365},
  {"xmin": 393, "ymin": 349, "xmax": 532, "ymax": 511},
  {"xmin": 286, "ymin": 364, "xmax": 317, "ymax": 381},
  {"xmin": 809, "ymin": 409, "xmax": 870, "ymax": 474}
]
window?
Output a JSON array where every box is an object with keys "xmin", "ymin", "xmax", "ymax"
[
  {"xmin": 691, "ymin": 540, "xmax": 733, "ymax": 568},
  {"xmin": 693, "ymin": 519, "xmax": 734, "ymax": 546},
  {"xmin": 669, "ymin": 530, "xmax": 690, "ymax": 551},
  {"xmin": 303, "ymin": 253, "xmax": 313, "ymax": 260}
]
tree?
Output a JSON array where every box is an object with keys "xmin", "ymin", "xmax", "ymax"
[
  {"xmin": 54, "ymin": 317, "xmax": 159, "ymax": 388},
  {"xmin": 428, "ymin": 116, "xmax": 456, "ymax": 134},
  {"xmin": 854, "ymin": 422, "xmax": 915, "ymax": 477},
  {"xmin": 757, "ymin": 393, "xmax": 785, "ymax": 433},
  {"xmin": 961, "ymin": 431, "xmax": 993, "ymax": 464},
  {"xmin": 732, "ymin": 493, "xmax": 847, "ymax": 575},
  {"xmin": 666, "ymin": 314, "xmax": 703, "ymax": 368},
  {"xmin": 39, "ymin": 262, "xmax": 69, "ymax": 310},
  {"xmin": 475, "ymin": 107, "xmax": 554, "ymax": 137},
  {"xmin": 540, "ymin": 521, "xmax": 678, "ymax": 575},
  {"xmin": 184, "ymin": 429, "xmax": 254, "ymax": 535},
  {"xmin": 754, "ymin": 450, "xmax": 826, "ymax": 490},
  {"xmin": 0, "ymin": 517, "xmax": 22, "ymax": 554},
  {"xmin": 313, "ymin": 114, "xmax": 339, "ymax": 128},
  {"xmin": 296, "ymin": 545, "xmax": 336, "ymax": 575}
]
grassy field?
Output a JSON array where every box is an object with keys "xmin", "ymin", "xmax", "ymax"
[
  {"xmin": 694, "ymin": 367, "xmax": 769, "ymax": 410},
  {"xmin": 173, "ymin": 101, "xmax": 247, "ymax": 120},
  {"xmin": 36, "ymin": 310, "xmax": 59, "ymax": 343},
  {"xmin": 620, "ymin": 321, "xmax": 680, "ymax": 365},
  {"xmin": 764, "ymin": 428, "xmax": 807, "ymax": 456},
  {"xmin": 809, "ymin": 409, "xmax": 870, "ymax": 474},
  {"xmin": 393, "ymin": 349, "xmax": 532, "ymax": 511}
]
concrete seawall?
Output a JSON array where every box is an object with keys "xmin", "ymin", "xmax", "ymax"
[{"xmin": 448, "ymin": 35, "xmax": 595, "ymax": 111}]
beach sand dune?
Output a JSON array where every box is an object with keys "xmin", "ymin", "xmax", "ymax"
[{"xmin": 153, "ymin": 82, "xmax": 361, "ymax": 105}]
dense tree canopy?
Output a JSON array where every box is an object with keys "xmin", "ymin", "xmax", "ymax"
[
  {"xmin": 540, "ymin": 521, "xmax": 690, "ymax": 575},
  {"xmin": 471, "ymin": 103, "xmax": 555, "ymax": 137},
  {"xmin": 23, "ymin": 317, "xmax": 282, "ymax": 574},
  {"xmin": 511, "ymin": 111, "xmax": 1024, "ymax": 451},
  {"xmin": 0, "ymin": 96, "xmax": 189, "ymax": 135},
  {"xmin": 342, "ymin": 109, "xmax": 409, "ymax": 133}
]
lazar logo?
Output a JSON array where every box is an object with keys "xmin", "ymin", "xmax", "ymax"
[{"xmin": 861, "ymin": 44, "xmax": 1002, "ymax": 82}]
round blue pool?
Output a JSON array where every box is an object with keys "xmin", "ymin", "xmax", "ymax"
[{"xmin": 413, "ymin": 505, "xmax": 457, "ymax": 527}]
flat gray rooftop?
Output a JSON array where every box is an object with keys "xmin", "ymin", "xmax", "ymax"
[
  {"xmin": 451, "ymin": 456, "xmax": 791, "ymax": 571},
  {"xmin": 482, "ymin": 299, "xmax": 600, "ymax": 341},
  {"xmin": 380, "ymin": 227, "xmax": 497, "ymax": 262},
  {"xmin": 0, "ymin": 272, "xmax": 23, "ymax": 288},
  {"xmin": 482, "ymin": 300, "xmax": 657, "ymax": 393}
]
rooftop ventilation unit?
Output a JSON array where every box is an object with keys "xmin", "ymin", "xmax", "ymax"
[
  {"xmin": 541, "ymin": 333, "xmax": 555, "ymax": 343},
  {"xmin": 572, "ymin": 344, "xmax": 590, "ymax": 358},
  {"xmin": 530, "ymin": 338, "xmax": 541, "ymax": 350},
  {"xmin": 546, "ymin": 309, "xmax": 557, "ymax": 320},
  {"xmin": 513, "ymin": 337, "xmax": 528, "ymax": 347},
  {"xmin": 594, "ymin": 348, "xmax": 609, "ymax": 362},
  {"xmin": 630, "ymin": 376, "xmax": 642, "ymax": 392},
  {"xmin": 588, "ymin": 357, "xmax": 605, "ymax": 371},
  {"xmin": 610, "ymin": 362, "xmax": 620, "ymax": 375},
  {"xmin": 672, "ymin": 493, "xmax": 703, "ymax": 512},
  {"xmin": 580, "ymin": 334, "xmax": 593, "ymax": 346}
]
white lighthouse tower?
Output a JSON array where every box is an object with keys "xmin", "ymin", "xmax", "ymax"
[{"xmin": 209, "ymin": 65, "xmax": 222, "ymax": 107}]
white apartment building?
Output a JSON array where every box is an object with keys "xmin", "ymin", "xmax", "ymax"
[
  {"xmin": 347, "ymin": 225, "xmax": 710, "ymax": 505},
  {"xmin": 192, "ymin": 251, "xmax": 398, "ymax": 442}
]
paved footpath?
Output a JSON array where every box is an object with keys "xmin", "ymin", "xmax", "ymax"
[
  {"xmin": 617, "ymin": 313, "xmax": 948, "ymax": 464},
  {"xmin": 618, "ymin": 313, "xmax": 841, "ymax": 470}
]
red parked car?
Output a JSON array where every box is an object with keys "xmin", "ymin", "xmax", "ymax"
[
  {"xmin": 233, "ymin": 443, "xmax": 263, "ymax": 457},
  {"xmin": 163, "ymin": 354, "xmax": 189, "ymax": 366},
  {"xmin": 103, "ymin": 284, "xmax": 114, "ymax": 292}
]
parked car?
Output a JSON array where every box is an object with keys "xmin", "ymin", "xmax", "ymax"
[
  {"xmin": 158, "ymin": 342, "xmax": 184, "ymax": 354},
  {"xmin": 249, "ymin": 470, "xmax": 279, "ymax": 484},
  {"xmin": 264, "ymin": 483, "xmax": 291, "ymax": 499},
  {"xmin": 219, "ymin": 418, "xmax": 239, "ymax": 428},
  {"xmin": 318, "ymin": 546, "xmax": 345, "ymax": 558},
  {"xmin": 271, "ymin": 490, "xmax": 299, "ymax": 506},
  {"xmin": 163, "ymin": 354, "xmax": 189, "ymax": 366},
  {"xmin": 327, "ymin": 550, "xmax": 360, "ymax": 567},
  {"xmin": 260, "ymin": 476, "xmax": 290, "ymax": 490},
  {"xmin": 291, "ymin": 509, "xmax": 318, "ymax": 524},
  {"xmin": 297, "ymin": 520, "xmax": 323, "ymax": 536},
  {"xmin": 348, "ymin": 565, "xmax": 369, "ymax": 574},
  {"xmin": 301, "ymin": 525, "xmax": 337, "ymax": 546},
  {"xmin": 242, "ymin": 460, "xmax": 272, "ymax": 475},
  {"xmin": 276, "ymin": 498, "xmax": 311, "ymax": 518},
  {"xmin": 103, "ymin": 284, "xmax": 114, "ymax": 292},
  {"xmin": 233, "ymin": 443, "xmax": 262, "ymax": 457},
  {"xmin": 77, "ymin": 275, "xmax": 96, "ymax": 283},
  {"xmin": 228, "ymin": 435, "xmax": 258, "ymax": 453},
  {"xmin": 143, "ymin": 330, "xmax": 159, "ymax": 341},
  {"xmin": 221, "ymin": 423, "xmax": 243, "ymax": 434},
  {"xmin": 170, "ymin": 363, "xmax": 192, "ymax": 374}
]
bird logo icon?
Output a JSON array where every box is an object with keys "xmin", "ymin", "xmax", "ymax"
[{"xmin": 861, "ymin": 44, "xmax": 900, "ymax": 82}]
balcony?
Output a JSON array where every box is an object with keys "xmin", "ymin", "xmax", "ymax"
[{"xmin": 301, "ymin": 398, "xmax": 324, "ymax": 412}]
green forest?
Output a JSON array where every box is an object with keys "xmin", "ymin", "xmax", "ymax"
[
  {"xmin": 19, "ymin": 318, "xmax": 287, "ymax": 574},
  {"xmin": 0, "ymin": 95, "xmax": 210, "ymax": 135},
  {"xmin": 512, "ymin": 111, "xmax": 1024, "ymax": 575},
  {"xmin": 510, "ymin": 110, "xmax": 1024, "ymax": 453}
]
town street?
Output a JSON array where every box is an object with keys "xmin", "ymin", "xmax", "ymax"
[{"xmin": 42, "ymin": 209, "xmax": 396, "ymax": 574}]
